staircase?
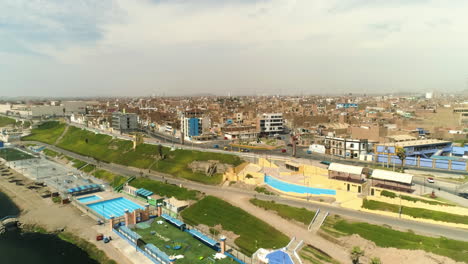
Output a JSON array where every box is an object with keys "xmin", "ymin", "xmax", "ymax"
[
  {"xmin": 308, "ymin": 210, "xmax": 329, "ymax": 232},
  {"xmin": 284, "ymin": 237, "xmax": 304, "ymax": 264}
]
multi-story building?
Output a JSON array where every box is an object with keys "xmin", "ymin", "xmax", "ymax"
[
  {"xmin": 112, "ymin": 112, "xmax": 138, "ymax": 132},
  {"xmin": 324, "ymin": 136, "xmax": 372, "ymax": 159},
  {"xmin": 181, "ymin": 110, "xmax": 212, "ymax": 140},
  {"xmin": 453, "ymin": 108, "xmax": 468, "ymax": 125},
  {"xmin": 258, "ymin": 113, "xmax": 284, "ymax": 135}
]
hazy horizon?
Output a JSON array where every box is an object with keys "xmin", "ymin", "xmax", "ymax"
[{"xmin": 2, "ymin": 0, "xmax": 468, "ymax": 97}]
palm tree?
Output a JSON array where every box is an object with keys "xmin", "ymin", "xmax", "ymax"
[
  {"xmin": 350, "ymin": 246, "xmax": 364, "ymax": 264},
  {"xmin": 396, "ymin": 147, "xmax": 406, "ymax": 172}
]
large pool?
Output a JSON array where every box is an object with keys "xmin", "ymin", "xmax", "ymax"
[
  {"xmin": 264, "ymin": 175, "xmax": 336, "ymax": 195},
  {"xmin": 77, "ymin": 195, "xmax": 101, "ymax": 203},
  {"xmin": 87, "ymin": 197, "xmax": 144, "ymax": 219}
]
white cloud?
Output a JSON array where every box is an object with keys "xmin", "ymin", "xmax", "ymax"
[{"xmin": 2, "ymin": 0, "xmax": 468, "ymax": 96}]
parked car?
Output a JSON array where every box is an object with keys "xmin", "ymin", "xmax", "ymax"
[
  {"xmin": 223, "ymin": 146, "xmax": 229, "ymax": 151},
  {"xmin": 320, "ymin": 161, "xmax": 331, "ymax": 165},
  {"xmin": 213, "ymin": 144, "xmax": 219, "ymax": 149},
  {"xmin": 287, "ymin": 143, "xmax": 293, "ymax": 147},
  {"xmin": 281, "ymin": 149, "xmax": 287, "ymax": 153},
  {"xmin": 306, "ymin": 150, "xmax": 312, "ymax": 154},
  {"xmin": 427, "ymin": 177, "xmax": 435, "ymax": 183}
]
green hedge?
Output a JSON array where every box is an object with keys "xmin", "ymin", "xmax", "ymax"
[
  {"xmin": 380, "ymin": 190, "xmax": 397, "ymax": 198},
  {"xmin": 250, "ymin": 198, "xmax": 315, "ymax": 225},
  {"xmin": 362, "ymin": 199, "xmax": 468, "ymax": 225}
]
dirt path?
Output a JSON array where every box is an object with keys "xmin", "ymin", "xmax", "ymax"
[
  {"xmin": 54, "ymin": 124, "xmax": 69, "ymax": 145},
  {"xmin": 216, "ymin": 194, "xmax": 351, "ymax": 263}
]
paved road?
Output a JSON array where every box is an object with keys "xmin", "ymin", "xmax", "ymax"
[{"xmin": 25, "ymin": 141, "xmax": 468, "ymax": 242}]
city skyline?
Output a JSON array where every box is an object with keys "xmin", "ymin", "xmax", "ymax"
[{"xmin": 2, "ymin": 0, "xmax": 468, "ymax": 97}]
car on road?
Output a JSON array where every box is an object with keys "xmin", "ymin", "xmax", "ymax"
[
  {"xmin": 427, "ymin": 177, "xmax": 435, "ymax": 183},
  {"xmin": 458, "ymin": 193, "xmax": 468, "ymax": 199},
  {"xmin": 223, "ymin": 146, "xmax": 229, "ymax": 151},
  {"xmin": 320, "ymin": 161, "xmax": 331, "ymax": 165},
  {"xmin": 240, "ymin": 148, "xmax": 250, "ymax": 152},
  {"xmin": 281, "ymin": 149, "xmax": 287, "ymax": 153},
  {"xmin": 213, "ymin": 144, "xmax": 219, "ymax": 149}
]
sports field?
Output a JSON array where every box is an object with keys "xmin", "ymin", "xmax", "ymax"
[
  {"xmin": 134, "ymin": 219, "xmax": 232, "ymax": 264},
  {"xmin": 0, "ymin": 148, "xmax": 35, "ymax": 161}
]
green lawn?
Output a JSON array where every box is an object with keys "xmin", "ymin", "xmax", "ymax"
[
  {"xmin": 130, "ymin": 177, "xmax": 199, "ymax": 201},
  {"xmin": 324, "ymin": 216, "xmax": 468, "ymax": 263},
  {"xmin": 0, "ymin": 116, "xmax": 16, "ymax": 127},
  {"xmin": 22, "ymin": 121, "xmax": 66, "ymax": 145},
  {"xmin": 362, "ymin": 199, "xmax": 468, "ymax": 225},
  {"xmin": 134, "ymin": 219, "xmax": 232, "ymax": 264},
  {"xmin": 71, "ymin": 159, "xmax": 87, "ymax": 169},
  {"xmin": 43, "ymin": 148, "xmax": 60, "ymax": 158},
  {"xmin": 300, "ymin": 245, "xmax": 340, "ymax": 264},
  {"xmin": 181, "ymin": 196, "xmax": 289, "ymax": 255},
  {"xmin": 380, "ymin": 190, "xmax": 453, "ymax": 206},
  {"xmin": 0, "ymin": 148, "xmax": 35, "ymax": 161},
  {"xmin": 80, "ymin": 164, "xmax": 96, "ymax": 173},
  {"xmin": 249, "ymin": 199, "xmax": 315, "ymax": 225},
  {"xmin": 92, "ymin": 170, "xmax": 128, "ymax": 188}
]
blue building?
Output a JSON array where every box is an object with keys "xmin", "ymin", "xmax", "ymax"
[
  {"xmin": 336, "ymin": 103, "xmax": 358, "ymax": 109},
  {"xmin": 375, "ymin": 139, "xmax": 452, "ymax": 158}
]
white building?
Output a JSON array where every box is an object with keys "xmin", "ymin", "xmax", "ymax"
[
  {"xmin": 258, "ymin": 113, "xmax": 284, "ymax": 135},
  {"xmin": 325, "ymin": 136, "xmax": 373, "ymax": 159}
]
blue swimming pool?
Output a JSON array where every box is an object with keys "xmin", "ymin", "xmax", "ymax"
[
  {"xmin": 264, "ymin": 175, "xmax": 336, "ymax": 195},
  {"xmin": 87, "ymin": 197, "xmax": 144, "ymax": 219},
  {"xmin": 77, "ymin": 195, "xmax": 102, "ymax": 203}
]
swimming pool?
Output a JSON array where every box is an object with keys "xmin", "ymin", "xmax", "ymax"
[
  {"xmin": 264, "ymin": 175, "xmax": 336, "ymax": 195},
  {"xmin": 77, "ymin": 195, "xmax": 101, "ymax": 203},
  {"xmin": 87, "ymin": 197, "xmax": 144, "ymax": 219}
]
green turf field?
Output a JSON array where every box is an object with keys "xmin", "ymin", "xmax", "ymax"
[
  {"xmin": 0, "ymin": 148, "xmax": 35, "ymax": 161},
  {"xmin": 134, "ymin": 218, "xmax": 232, "ymax": 264}
]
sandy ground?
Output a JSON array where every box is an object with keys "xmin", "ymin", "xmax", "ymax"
[
  {"xmin": 0, "ymin": 166, "xmax": 150, "ymax": 264},
  {"xmin": 339, "ymin": 234, "xmax": 464, "ymax": 264}
]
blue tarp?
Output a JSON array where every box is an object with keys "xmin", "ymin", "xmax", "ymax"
[
  {"xmin": 136, "ymin": 188, "xmax": 153, "ymax": 197},
  {"xmin": 187, "ymin": 229, "xmax": 218, "ymax": 247},
  {"xmin": 266, "ymin": 250, "xmax": 295, "ymax": 264},
  {"xmin": 161, "ymin": 213, "xmax": 185, "ymax": 228},
  {"xmin": 67, "ymin": 184, "xmax": 100, "ymax": 194}
]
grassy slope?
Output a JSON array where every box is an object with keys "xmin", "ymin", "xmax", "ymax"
[
  {"xmin": 43, "ymin": 148, "xmax": 60, "ymax": 158},
  {"xmin": 362, "ymin": 199, "xmax": 468, "ymax": 225},
  {"xmin": 92, "ymin": 170, "xmax": 127, "ymax": 188},
  {"xmin": 23, "ymin": 121, "xmax": 66, "ymax": 145},
  {"xmin": 330, "ymin": 218, "xmax": 468, "ymax": 263},
  {"xmin": 0, "ymin": 116, "xmax": 16, "ymax": 127},
  {"xmin": 53, "ymin": 125, "xmax": 241, "ymax": 184},
  {"xmin": 181, "ymin": 196, "xmax": 289, "ymax": 255},
  {"xmin": 249, "ymin": 198, "xmax": 315, "ymax": 225},
  {"xmin": 130, "ymin": 177, "xmax": 199, "ymax": 201}
]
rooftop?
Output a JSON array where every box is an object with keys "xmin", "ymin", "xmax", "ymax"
[{"xmin": 378, "ymin": 139, "xmax": 451, "ymax": 147}]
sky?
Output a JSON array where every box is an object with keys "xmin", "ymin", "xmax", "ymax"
[{"xmin": 1, "ymin": 0, "xmax": 468, "ymax": 97}]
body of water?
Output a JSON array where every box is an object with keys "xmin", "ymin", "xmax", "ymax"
[{"xmin": 0, "ymin": 191, "xmax": 99, "ymax": 264}]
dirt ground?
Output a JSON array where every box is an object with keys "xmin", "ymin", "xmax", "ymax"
[{"xmin": 338, "ymin": 234, "xmax": 464, "ymax": 264}]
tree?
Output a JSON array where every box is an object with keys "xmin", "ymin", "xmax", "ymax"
[
  {"xmin": 350, "ymin": 246, "xmax": 364, "ymax": 264},
  {"xmin": 157, "ymin": 144, "xmax": 164, "ymax": 160},
  {"xmin": 370, "ymin": 257, "xmax": 382, "ymax": 264},
  {"xmin": 396, "ymin": 147, "xmax": 406, "ymax": 172}
]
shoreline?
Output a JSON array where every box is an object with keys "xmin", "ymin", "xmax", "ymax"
[{"xmin": 0, "ymin": 167, "xmax": 130, "ymax": 264}]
